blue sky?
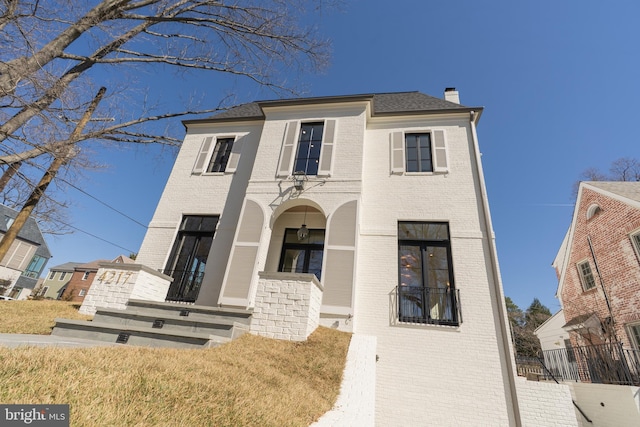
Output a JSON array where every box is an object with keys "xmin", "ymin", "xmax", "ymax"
[{"xmin": 41, "ymin": 1, "xmax": 640, "ymax": 312}]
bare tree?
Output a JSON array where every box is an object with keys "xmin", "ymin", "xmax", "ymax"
[
  {"xmin": 0, "ymin": 0, "xmax": 331, "ymax": 230},
  {"xmin": 573, "ymin": 157, "xmax": 640, "ymax": 197}
]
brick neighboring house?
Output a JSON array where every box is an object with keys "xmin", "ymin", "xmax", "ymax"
[
  {"xmin": 135, "ymin": 90, "xmax": 523, "ymax": 425},
  {"xmin": 60, "ymin": 255, "xmax": 134, "ymax": 302},
  {"xmin": 38, "ymin": 262, "xmax": 82, "ymax": 299},
  {"xmin": 0, "ymin": 204, "xmax": 51, "ymax": 299},
  {"xmin": 553, "ymin": 181, "xmax": 640, "ymax": 349}
]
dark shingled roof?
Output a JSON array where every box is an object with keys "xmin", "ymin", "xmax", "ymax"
[
  {"xmin": 0, "ymin": 204, "xmax": 50, "ymax": 258},
  {"xmin": 186, "ymin": 91, "xmax": 478, "ymax": 124}
]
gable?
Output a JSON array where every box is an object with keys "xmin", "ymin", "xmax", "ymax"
[{"xmin": 557, "ymin": 183, "xmax": 640, "ymax": 311}]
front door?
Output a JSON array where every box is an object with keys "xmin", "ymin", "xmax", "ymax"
[
  {"xmin": 164, "ymin": 215, "xmax": 218, "ymax": 302},
  {"xmin": 278, "ymin": 228, "xmax": 324, "ymax": 279}
]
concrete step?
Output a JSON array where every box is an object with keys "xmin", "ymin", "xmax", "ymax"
[
  {"xmin": 125, "ymin": 299, "xmax": 253, "ymax": 325},
  {"xmin": 52, "ymin": 318, "xmax": 231, "ymax": 349},
  {"xmin": 92, "ymin": 307, "xmax": 249, "ymax": 339}
]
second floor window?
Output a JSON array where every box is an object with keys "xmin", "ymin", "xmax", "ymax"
[
  {"xmin": 577, "ymin": 260, "xmax": 596, "ymax": 291},
  {"xmin": 206, "ymin": 137, "xmax": 235, "ymax": 173},
  {"xmin": 82, "ymin": 271, "xmax": 90, "ymax": 281},
  {"xmin": 405, "ymin": 133, "xmax": 433, "ymax": 172},
  {"xmin": 294, "ymin": 122, "xmax": 324, "ymax": 176},
  {"xmin": 22, "ymin": 255, "xmax": 46, "ymax": 279}
]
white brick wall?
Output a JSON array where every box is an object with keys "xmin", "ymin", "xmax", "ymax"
[
  {"xmin": 250, "ymin": 272, "xmax": 323, "ymax": 341},
  {"xmin": 516, "ymin": 378, "xmax": 578, "ymax": 427},
  {"xmin": 79, "ymin": 264, "xmax": 171, "ymax": 315},
  {"xmin": 312, "ymin": 334, "xmax": 376, "ymax": 427}
]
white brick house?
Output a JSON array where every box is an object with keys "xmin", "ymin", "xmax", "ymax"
[{"xmin": 136, "ymin": 90, "xmax": 521, "ymax": 425}]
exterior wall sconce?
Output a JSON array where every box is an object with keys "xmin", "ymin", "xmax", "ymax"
[{"xmin": 292, "ymin": 170, "xmax": 307, "ymax": 191}]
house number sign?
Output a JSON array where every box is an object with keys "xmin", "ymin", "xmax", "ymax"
[{"xmin": 96, "ymin": 270, "xmax": 134, "ymax": 285}]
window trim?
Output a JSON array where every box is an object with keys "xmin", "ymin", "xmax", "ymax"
[
  {"xmin": 390, "ymin": 129, "xmax": 448, "ymax": 175},
  {"xmin": 78, "ymin": 289, "xmax": 87, "ymax": 297},
  {"xmin": 576, "ymin": 259, "xmax": 596, "ymax": 291},
  {"xmin": 81, "ymin": 271, "xmax": 90, "ymax": 281},
  {"xmin": 48, "ymin": 271, "xmax": 56, "ymax": 280}
]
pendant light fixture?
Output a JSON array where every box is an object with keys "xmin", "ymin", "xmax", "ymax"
[{"xmin": 297, "ymin": 206, "xmax": 309, "ymax": 240}]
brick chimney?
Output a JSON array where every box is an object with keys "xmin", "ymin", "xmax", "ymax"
[{"xmin": 444, "ymin": 87, "xmax": 460, "ymax": 104}]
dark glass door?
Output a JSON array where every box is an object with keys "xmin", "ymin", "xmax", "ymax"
[{"xmin": 164, "ymin": 216, "xmax": 218, "ymax": 302}]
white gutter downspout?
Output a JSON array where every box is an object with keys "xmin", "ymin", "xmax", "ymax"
[{"xmin": 469, "ymin": 111, "xmax": 522, "ymax": 427}]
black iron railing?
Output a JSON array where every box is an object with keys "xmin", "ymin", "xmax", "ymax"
[
  {"xmin": 394, "ymin": 286, "xmax": 461, "ymax": 326},
  {"xmin": 539, "ymin": 342, "xmax": 640, "ymax": 386},
  {"xmin": 163, "ymin": 269, "xmax": 204, "ymax": 302}
]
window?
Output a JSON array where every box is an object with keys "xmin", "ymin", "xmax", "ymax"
[
  {"xmin": 628, "ymin": 324, "xmax": 640, "ymax": 350},
  {"xmin": 81, "ymin": 271, "xmax": 90, "ymax": 281},
  {"xmin": 192, "ymin": 136, "xmax": 241, "ymax": 174},
  {"xmin": 48, "ymin": 271, "xmax": 56, "ymax": 280},
  {"xmin": 577, "ymin": 260, "xmax": 596, "ymax": 291},
  {"xmin": 39, "ymin": 286, "xmax": 49, "ymax": 296},
  {"xmin": 278, "ymin": 228, "xmax": 324, "ymax": 279},
  {"xmin": 60, "ymin": 272, "xmax": 67, "ymax": 281},
  {"xmin": 206, "ymin": 137, "xmax": 234, "ymax": 173},
  {"xmin": 294, "ymin": 122, "xmax": 324, "ymax": 176},
  {"xmin": 405, "ymin": 133, "xmax": 433, "ymax": 172},
  {"xmin": 164, "ymin": 215, "xmax": 218, "ymax": 302},
  {"xmin": 277, "ymin": 120, "xmax": 336, "ymax": 178},
  {"xmin": 78, "ymin": 289, "xmax": 86, "ymax": 297},
  {"xmin": 390, "ymin": 130, "xmax": 448, "ymax": 174},
  {"xmin": 22, "ymin": 254, "xmax": 46, "ymax": 279},
  {"xmin": 397, "ymin": 222, "xmax": 459, "ymax": 325},
  {"xmin": 631, "ymin": 230, "xmax": 640, "ymax": 261}
]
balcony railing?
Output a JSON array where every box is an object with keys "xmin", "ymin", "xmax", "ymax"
[
  {"xmin": 538, "ymin": 342, "xmax": 640, "ymax": 386},
  {"xmin": 392, "ymin": 286, "xmax": 461, "ymax": 326}
]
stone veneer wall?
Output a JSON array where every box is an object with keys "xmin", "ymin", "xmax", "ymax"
[
  {"xmin": 250, "ymin": 272, "xmax": 323, "ymax": 341},
  {"xmin": 79, "ymin": 263, "xmax": 172, "ymax": 315}
]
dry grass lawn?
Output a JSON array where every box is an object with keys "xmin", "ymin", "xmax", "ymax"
[
  {"xmin": 0, "ymin": 300, "xmax": 351, "ymax": 426},
  {"xmin": 0, "ymin": 300, "xmax": 91, "ymax": 334}
]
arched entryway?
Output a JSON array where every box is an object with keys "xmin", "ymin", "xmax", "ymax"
[{"xmin": 265, "ymin": 202, "xmax": 327, "ymax": 278}]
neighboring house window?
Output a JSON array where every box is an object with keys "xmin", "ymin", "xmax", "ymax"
[
  {"xmin": 278, "ymin": 228, "xmax": 325, "ymax": 279},
  {"xmin": 40, "ymin": 286, "xmax": 49, "ymax": 296},
  {"xmin": 164, "ymin": 215, "xmax": 219, "ymax": 302},
  {"xmin": 586, "ymin": 204, "xmax": 601, "ymax": 220},
  {"xmin": 22, "ymin": 254, "xmax": 46, "ymax": 279},
  {"xmin": 390, "ymin": 130, "xmax": 448, "ymax": 174},
  {"xmin": 630, "ymin": 230, "xmax": 640, "ymax": 261},
  {"xmin": 628, "ymin": 323, "xmax": 640, "ymax": 350},
  {"xmin": 78, "ymin": 289, "xmax": 86, "ymax": 297},
  {"xmin": 577, "ymin": 260, "xmax": 596, "ymax": 291},
  {"xmin": 206, "ymin": 137, "xmax": 235, "ymax": 173},
  {"xmin": 294, "ymin": 122, "xmax": 324, "ymax": 176},
  {"xmin": 48, "ymin": 271, "xmax": 56, "ymax": 280},
  {"xmin": 59, "ymin": 272, "xmax": 67, "ymax": 281},
  {"xmin": 82, "ymin": 271, "xmax": 90, "ymax": 281},
  {"xmin": 397, "ymin": 221, "xmax": 458, "ymax": 326}
]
